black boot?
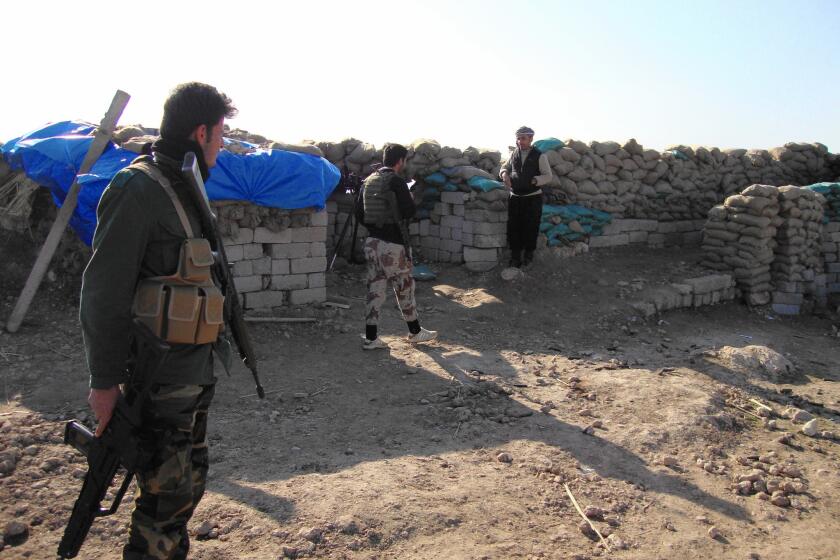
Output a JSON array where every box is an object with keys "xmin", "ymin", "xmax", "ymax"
[
  {"xmin": 523, "ymin": 250, "xmax": 534, "ymax": 266},
  {"xmin": 508, "ymin": 250, "xmax": 522, "ymax": 268}
]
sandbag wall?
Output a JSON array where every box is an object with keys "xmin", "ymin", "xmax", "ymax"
[
  {"xmin": 214, "ymin": 203, "xmax": 328, "ymax": 309},
  {"xmin": 772, "ymin": 186, "xmax": 826, "ymax": 312},
  {"xmin": 540, "ymin": 139, "xmax": 834, "ymax": 219},
  {"xmin": 700, "ymin": 184, "xmax": 828, "ymax": 314},
  {"xmin": 809, "ymin": 183, "xmax": 840, "ymax": 297},
  {"xmin": 322, "ymin": 137, "xmax": 836, "ymax": 268}
]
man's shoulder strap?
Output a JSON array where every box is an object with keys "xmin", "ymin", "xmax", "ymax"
[{"xmin": 128, "ymin": 158, "xmax": 195, "ymax": 238}]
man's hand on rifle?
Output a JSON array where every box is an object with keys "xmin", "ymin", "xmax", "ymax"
[{"xmin": 88, "ymin": 386, "xmax": 121, "ymax": 436}]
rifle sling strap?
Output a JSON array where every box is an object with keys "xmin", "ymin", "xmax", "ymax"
[{"xmin": 131, "ymin": 161, "xmax": 195, "ymax": 238}]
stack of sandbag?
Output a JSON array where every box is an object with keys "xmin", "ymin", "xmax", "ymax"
[
  {"xmin": 768, "ymin": 143, "xmax": 832, "ymax": 184},
  {"xmin": 113, "ymin": 124, "xmax": 158, "ymax": 154},
  {"xmin": 531, "ymin": 138, "xmax": 720, "ymax": 221},
  {"xmin": 702, "ymin": 185, "xmax": 780, "ymax": 305},
  {"xmin": 809, "ymin": 183, "xmax": 840, "ymax": 296},
  {"xmin": 539, "ymin": 204, "xmax": 612, "ymax": 247},
  {"xmin": 822, "ymin": 220, "xmax": 840, "ymax": 296},
  {"xmin": 770, "ymin": 186, "xmax": 827, "ymax": 313},
  {"xmin": 404, "ymin": 139, "xmax": 501, "ymax": 180},
  {"xmin": 525, "ymin": 135, "xmax": 836, "ymax": 224},
  {"xmin": 416, "ymin": 164, "xmax": 498, "ymax": 218},
  {"xmin": 316, "ymin": 138, "xmax": 381, "ymax": 176},
  {"xmin": 806, "ymin": 182, "xmax": 840, "ymax": 221}
]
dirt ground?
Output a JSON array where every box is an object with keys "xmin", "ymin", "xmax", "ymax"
[{"xmin": 1, "ymin": 230, "xmax": 839, "ymax": 560}]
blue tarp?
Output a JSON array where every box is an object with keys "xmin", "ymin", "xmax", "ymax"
[
  {"xmin": 466, "ymin": 176, "xmax": 505, "ymax": 192},
  {"xmin": 533, "ymin": 137, "xmax": 564, "ymax": 152},
  {"xmin": 540, "ymin": 204, "xmax": 612, "ymax": 246},
  {"xmin": 1, "ymin": 121, "xmax": 341, "ymax": 245}
]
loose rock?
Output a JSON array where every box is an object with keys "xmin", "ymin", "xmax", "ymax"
[{"xmin": 801, "ymin": 419, "xmax": 818, "ymax": 437}]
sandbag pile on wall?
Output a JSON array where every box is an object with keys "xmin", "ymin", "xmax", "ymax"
[
  {"xmin": 806, "ymin": 182, "xmax": 840, "ymax": 221},
  {"xmin": 540, "ymin": 204, "xmax": 612, "ymax": 247},
  {"xmin": 526, "ymin": 138, "xmax": 834, "ymax": 222},
  {"xmin": 404, "ymin": 140, "xmax": 501, "ymax": 182},
  {"xmin": 701, "ymin": 185, "xmax": 781, "ymax": 305},
  {"xmin": 314, "ymin": 138, "xmax": 502, "ymax": 185},
  {"xmin": 770, "ymin": 186, "xmax": 826, "ymax": 314}
]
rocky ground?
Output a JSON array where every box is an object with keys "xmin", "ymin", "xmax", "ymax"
[{"xmin": 1, "ymin": 230, "xmax": 839, "ymax": 559}]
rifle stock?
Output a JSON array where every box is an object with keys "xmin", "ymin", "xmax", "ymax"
[{"xmin": 180, "ymin": 152, "xmax": 265, "ymax": 399}]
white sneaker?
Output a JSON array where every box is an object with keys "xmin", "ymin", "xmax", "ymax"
[
  {"xmin": 408, "ymin": 327, "xmax": 438, "ymax": 344},
  {"xmin": 362, "ymin": 337, "xmax": 389, "ymax": 350}
]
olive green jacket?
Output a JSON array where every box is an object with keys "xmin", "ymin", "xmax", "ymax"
[{"xmin": 80, "ymin": 154, "xmax": 215, "ymax": 389}]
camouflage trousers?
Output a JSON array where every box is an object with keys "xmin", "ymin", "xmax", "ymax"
[
  {"xmin": 364, "ymin": 237, "xmax": 418, "ymax": 325},
  {"xmin": 124, "ymin": 383, "xmax": 215, "ymax": 560}
]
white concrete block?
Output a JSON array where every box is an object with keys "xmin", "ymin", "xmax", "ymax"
[
  {"xmin": 271, "ymin": 259, "xmax": 290, "ymax": 275},
  {"xmin": 291, "ymin": 226, "xmax": 328, "ymax": 243},
  {"xmin": 244, "ymin": 290, "xmax": 285, "ymax": 309},
  {"xmin": 441, "ymin": 191, "xmax": 466, "ymax": 204},
  {"xmin": 234, "ymin": 275, "xmax": 263, "ymax": 293},
  {"xmin": 308, "ymin": 272, "xmax": 326, "ymax": 289},
  {"xmin": 310, "ymin": 210, "xmax": 329, "ymax": 227},
  {"xmin": 252, "ymin": 257, "xmax": 272, "ymax": 275},
  {"xmin": 310, "ymin": 242, "xmax": 327, "ymax": 257},
  {"xmin": 269, "ymin": 243, "xmax": 311, "ymax": 259},
  {"xmin": 271, "ymin": 274, "xmax": 308, "ymax": 290},
  {"xmin": 289, "ymin": 287, "xmax": 327, "ymax": 305},
  {"xmin": 223, "ymin": 227, "xmax": 254, "ymax": 245},
  {"xmin": 225, "ymin": 244, "xmax": 244, "ymax": 262},
  {"xmin": 243, "ymin": 243, "xmax": 265, "ymax": 259},
  {"xmin": 254, "ymin": 227, "xmax": 292, "ymax": 244},
  {"xmin": 291, "ymin": 256, "xmax": 327, "ymax": 274}
]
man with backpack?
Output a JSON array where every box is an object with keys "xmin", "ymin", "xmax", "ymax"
[{"xmin": 355, "ymin": 143, "xmax": 437, "ymax": 350}]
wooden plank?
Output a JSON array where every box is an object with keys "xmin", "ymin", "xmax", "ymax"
[
  {"xmin": 5, "ymin": 90, "xmax": 130, "ymax": 333},
  {"xmin": 243, "ymin": 317, "xmax": 317, "ymax": 323}
]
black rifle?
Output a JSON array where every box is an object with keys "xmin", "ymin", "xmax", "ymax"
[
  {"xmin": 58, "ymin": 320, "xmax": 170, "ymax": 559},
  {"xmin": 181, "ymin": 152, "xmax": 265, "ymax": 399}
]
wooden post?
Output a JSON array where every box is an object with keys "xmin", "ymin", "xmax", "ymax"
[{"xmin": 5, "ymin": 90, "xmax": 130, "ymax": 333}]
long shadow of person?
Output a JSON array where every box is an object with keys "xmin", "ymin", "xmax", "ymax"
[{"xmin": 412, "ymin": 344, "xmax": 749, "ymax": 521}]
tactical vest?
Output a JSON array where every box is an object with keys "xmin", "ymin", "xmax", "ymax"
[
  {"xmin": 129, "ymin": 160, "xmax": 224, "ymax": 345},
  {"xmin": 363, "ymin": 170, "xmax": 398, "ymax": 227},
  {"xmin": 511, "ymin": 147, "xmax": 543, "ymax": 195}
]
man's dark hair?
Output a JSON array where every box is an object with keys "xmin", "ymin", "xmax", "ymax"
[
  {"xmin": 383, "ymin": 143, "xmax": 408, "ymax": 167},
  {"xmin": 160, "ymin": 82, "xmax": 237, "ymax": 140}
]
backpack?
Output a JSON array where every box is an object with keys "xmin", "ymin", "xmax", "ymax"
[{"xmin": 363, "ymin": 170, "xmax": 398, "ymax": 227}]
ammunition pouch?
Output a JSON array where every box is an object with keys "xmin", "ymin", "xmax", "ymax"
[{"xmin": 129, "ymin": 161, "xmax": 225, "ymax": 345}]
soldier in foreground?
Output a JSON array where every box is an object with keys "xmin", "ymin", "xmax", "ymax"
[
  {"xmin": 79, "ymin": 82, "xmax": 237, "ymax": 558},
  {"xmin": 355, "ymin": 143, "xmax": 438, "ymax": 350}
]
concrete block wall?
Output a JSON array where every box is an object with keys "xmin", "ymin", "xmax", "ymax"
[
  {"xmin": 630, "ymin": 274, "xmax": 737, "ymax": 317},
  {"xmin": 587, "ymin": 218, "xmax": 706, "ymax": 250},
  {"xmin": 217, "ymin": 205, "xmax": 328, "ymax": 309}
]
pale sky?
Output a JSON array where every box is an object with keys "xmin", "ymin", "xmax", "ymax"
[{"xmin": 2, "ymin": 0, "xmax": 838, "ymax": 154}]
